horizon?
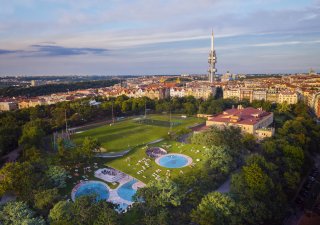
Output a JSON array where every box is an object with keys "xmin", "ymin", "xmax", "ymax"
[{"xmin": 0, "ymin": 0, "xmax": 320, "ymax": 75}]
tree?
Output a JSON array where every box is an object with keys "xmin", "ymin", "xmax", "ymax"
[
  {"xmin": 183, "ymin": 102, "xmax": 197, "ymax": 115},
  {"xmin": 57, "ymin": 138, "xmax": 66, "ymax": 159},
  {"xmin": 34, "ymin": 188, "xmax": 60, "ymax": 211},
  {"xmin": 71, "ymin": 195, "xmax": 118, "ymax": 225},
  {"xmin": 22, "ymin": 146, "xmax": 42, "ymax": 163},
  {"xmin": 281, "ymin": 145, "xmax": 304, "ymax": 171},
  {"xmin": 19, "ymin": 120, "xmax": 45, "ymax": 148},
  {"xmin": 205, "ymin": 146, "xmax": 234, "ymax": 175},
  {"xmin": 0, "ymin": 201, "xmax": 45, "ymax": 225},
  {"xmin": 142, "ymin": 209, "xmax": 169, "ymax": 225},
  {"xmin": 92, "ymin": 202, "xmax": 119, "ymax": 225},
  {"xmin": 121, "ymin": 100, "xmax": 131, "ymax": 113},
  {"xmin": 135, "ymin": 179, "xmax": 182, "ymax": 223},
  {"xmin": 191, "ymin": 192, "xmax": 239, "ymax": 225},
  {"xmin": 242, "ymin": 163, "xmax": 273, "ymax": 195},
  {"xmin": 230, "ymin": 162, "xmax": 287, "ymax": 225},
  {"xmin": 136, "ymin": 179, "xmax": 182, "ymax": 208},
  {"xmin": 191, "ymin": 126, "xmax": 244, "ymax": 159},
  {"xmin": 241, "ymin": 133, "xmax": 257, "ymax": 152},
  {"xmin": 283, "ymin": 171, "xmax": 301, "ymax": 191},
  {"xmin": 49, "ymin": 201, "xmax": 74, "ymax": 225},
  {"xmin": 52, "ymin": 107, "xmax": 67, "ymax": 129},
  {"xmin": 0, "ymin": 162, "xmax": 34, "ymax": 200},
  {"xmin": 0, "ymin": 115, "xmax": 20, "ymax": 157},
  {"xmin": 278, "ymin": 119, "xmax": 309, "ymax": 148},
  {"xmin": 46, "ymin": 166, "xmax": 67, "ymax": 189},
  {"xmin": 277, "ymin": 102, "xmax": 291, "ymax": 113},
  {"xmin": 79, "ymin": 137, "xmax": 101, "ymax": 160}
]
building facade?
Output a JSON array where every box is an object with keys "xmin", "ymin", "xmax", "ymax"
[
  {"xmin": 0, "ymin": 101, "xmax": 18, "ymax": 111},
  {"xmin": 206, "ymin": 106, "xmax": 274, "ymax": 139}
]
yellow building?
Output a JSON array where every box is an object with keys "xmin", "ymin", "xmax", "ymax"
[
  {"xmin": 18, "ymin": 98, "xmax": 46, "ymax": 109},
  {"xmin": 278, "ymin": 91, "xmax": 299, "ymax": 104},
  {"xmin": 0, "ymin": 101, "xmax": 18, "ymax": 111}
]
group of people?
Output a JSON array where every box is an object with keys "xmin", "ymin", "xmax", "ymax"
[
  {"xmin": 101, "ymin": 169, "xmax": 117, "ymax": 176},
  {"xmin": 146, "ymin": 147, "xmax": 167, "ymax": 158}
]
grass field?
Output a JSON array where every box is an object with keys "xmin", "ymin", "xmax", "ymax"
[
  {"xmin": 61, "ymin": 141, "xmax": 208, "ymax": 199},
  {"xmin": 72, "ymin": 114, "xmax": 204, "ymax": 153},
  {"xmin": 106, "ymin": 140, "xmax": 207, "ymax": 184}
]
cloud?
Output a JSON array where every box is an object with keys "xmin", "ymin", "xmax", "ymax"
[
  {"xmin": 0, "ymin": 49, "xmax": 21, "ymax": 55},
  {"xmin": 251, "ymin": 40, "xmax": 320, "ymax": 47},
  {"xmin": 1, "ymin": 0, "xmax": 320, "ymax": 75},
  {"xmin": 29, "ymin": 44, "xmax": 109, "ymax": 56},
  {"xmin": 0, "ymin": 44, "xmax": 109, "ymax": 57}
]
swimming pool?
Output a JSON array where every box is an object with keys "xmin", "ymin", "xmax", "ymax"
[
  {"xmin": 73, "ymin": 181, "xmax": 110, "ymax": 201},
  {"xmin": 156, "ymin": 153, "xmax": 192, "ymax": 168},
  {"xmin": 117, "ymin": 179, "xmax": 138, "ymax": 202}
]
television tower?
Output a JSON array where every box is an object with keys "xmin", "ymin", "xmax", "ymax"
[{"xmin": 208, "ymin": 30, "xmax": 217, "ymax": 83}]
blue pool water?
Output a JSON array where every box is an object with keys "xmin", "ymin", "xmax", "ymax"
[
  {"xmin": 158, "ymin": 154, "xmax": 189, "ymax": 168},
  {"xmin": 74, "ymin": 181, "xmax": 109, "ymax": 201},
  {"xmin": 117, "ymin": 179, "xmax": 137, "ymax": 202}
]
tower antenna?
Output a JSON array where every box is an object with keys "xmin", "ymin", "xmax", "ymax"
[
  {"xmin": 208, "ymin": 29, "xmax": 217, "ymax": 83},
  {"xmin": 65, "ymin": 109, "xmax": 68, "ymax": 133}
]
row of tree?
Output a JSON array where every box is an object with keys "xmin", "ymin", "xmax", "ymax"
[
  {"xmin": 0, "ymin": 79, "xmax": 119, "ymax": 97},
  {"xmin": 0, "ymin": 91, "xmax": 231, "ymax": 158}
]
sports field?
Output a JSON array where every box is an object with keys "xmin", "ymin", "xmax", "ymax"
[{"xmin": 72, "ymin": 114, "xmax": 204, "ymax": 153}]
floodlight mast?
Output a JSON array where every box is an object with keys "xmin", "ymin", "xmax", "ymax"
[
  {"xmin": 112, "ymin": 102, "xmax": 115, "ymax": 124},
  {"xmin": 65, "ymin": 109, "xmax": 68, "ymax": 133},
  {"xmin": 145, "ymin": 101, "xmax": 147, "ymax": 118},
  {"xmin": 169, "ymin": 97, "xmax": 172, "ymax": 133}
]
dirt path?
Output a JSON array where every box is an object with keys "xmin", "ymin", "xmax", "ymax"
[{"xmin": 1, "ymin": 147, "xmax": 22, "ymax": 164}]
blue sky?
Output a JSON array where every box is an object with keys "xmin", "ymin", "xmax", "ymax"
[{"xmin": 0, "ymin": 0, "xmax": 319, "ymax": 75}]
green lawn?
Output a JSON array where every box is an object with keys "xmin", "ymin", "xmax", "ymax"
[
  {"xmin": 106, "ymin": 140, "xmax": 207, "ymax": 184},
  {"xmin": 72, "ymin": 114, "xmax": 204, "ymax": 153}
]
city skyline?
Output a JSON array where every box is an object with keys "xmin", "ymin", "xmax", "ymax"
[{"xmin": 0, "ymin": 0, "xmax": 320, "ymax": 75}]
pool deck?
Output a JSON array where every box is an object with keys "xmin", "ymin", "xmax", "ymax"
[
  {"xmin": 155, "ymin": 153, "xmax": 193, "ymax": 168},
  {"xmin": 71, "ymin": 168, "xmax": 146, "ymax": 210},
  {"xmin": 108, "ymin": 175, "xmax": 145, "ymax": 206}
]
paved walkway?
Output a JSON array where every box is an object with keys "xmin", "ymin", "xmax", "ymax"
[
  {"xmin": 0, "ymin": 193, "xmax": 16, "ymax": 205},
  {"xmin": 95, "ymin": 138, "xmax": 164, "ymax": 158},
  {"xmin": 216, "ymin": 177, "xmax": 231, "ymax": 193},
  {"xmin": 95, "ymin": 149, "xmax": 131, "ymax": 158},
  {"xmin": 1, "ymin": 147, "xmax": 21, "ymax": 165}
]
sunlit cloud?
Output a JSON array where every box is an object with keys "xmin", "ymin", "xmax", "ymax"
[{"xmin": 0, "ymin": 0, "xmax": 319, "ymax": 75}]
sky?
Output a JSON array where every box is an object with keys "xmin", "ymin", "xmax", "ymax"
[{"xmin": 0, "ymin": 0, "xmax": 319, "ymax": 76}]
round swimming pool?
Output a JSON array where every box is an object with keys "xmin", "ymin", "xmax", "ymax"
[
  {"xmin": 156, "ymin": 153, "xmax": 192, "ymax": 168},
  {"xmin": 72, "ymin": 181, "xmax": 110, "ymax": 202},
  {"xmin": 117, "ymin": 179, "xmax": 138, "ymax": 202}
]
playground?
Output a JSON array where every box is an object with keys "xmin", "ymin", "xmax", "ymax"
[{"xmin": 71, "ymin": 114, "xmax": 204, "ymax": 153}]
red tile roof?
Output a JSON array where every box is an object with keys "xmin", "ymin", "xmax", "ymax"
[{"xmin": 208, "ymin": 107, "xmax": 271, "ymax": 125}]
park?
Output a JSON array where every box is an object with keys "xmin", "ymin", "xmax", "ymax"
[{"xmin": 67, "ymin": 114, "xmax": 206, "ymax": 211}]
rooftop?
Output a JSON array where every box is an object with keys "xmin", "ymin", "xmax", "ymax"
[{"xmin": 208, "ymin": 106, "xmax": 271, "ymax": 125}]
